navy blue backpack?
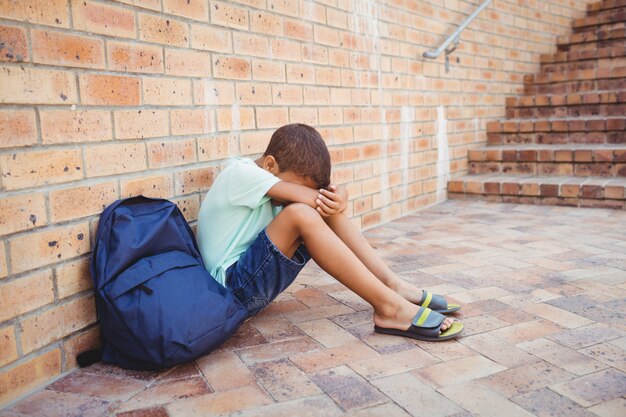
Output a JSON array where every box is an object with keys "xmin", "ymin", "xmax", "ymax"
[{"xmin": 87, "ymin": 196, "xmax": 247, "ymax": 370}]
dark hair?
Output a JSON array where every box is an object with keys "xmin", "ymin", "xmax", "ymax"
[{"xmin": 264, "ymin": 124, "xmax": 331, "ymax": 189}]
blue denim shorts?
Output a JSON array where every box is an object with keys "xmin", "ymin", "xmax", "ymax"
[{"xmin": 225, "ymin": 229, "xmax": 311, "ymax": 317}]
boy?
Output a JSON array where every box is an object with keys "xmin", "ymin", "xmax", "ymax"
[{"xmin": 197, "ymin": 124, "xmax": 463, "ymax": 341}]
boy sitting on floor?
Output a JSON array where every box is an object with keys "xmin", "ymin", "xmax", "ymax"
[{"xmin": 196, "ymin": 124, "xmax": 463, "ymax": 341}]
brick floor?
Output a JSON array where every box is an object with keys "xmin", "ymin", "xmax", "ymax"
[{"xmin": 1, "ymin": 200, "xmax": 625, "ymax": 417}]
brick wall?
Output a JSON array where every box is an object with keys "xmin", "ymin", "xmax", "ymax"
[{"xmin": 0, "ymin": 0, "xmax": 591, "ymax": 405}]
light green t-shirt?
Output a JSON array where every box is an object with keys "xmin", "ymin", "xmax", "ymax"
[{"xmin": 197, "ymin": 157, "xmax": 281, "ymax": 286}]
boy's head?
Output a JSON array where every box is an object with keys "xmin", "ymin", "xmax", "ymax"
[{"xmin": 263, "ymin": 124, "xmax": 331, "ymax": 189}]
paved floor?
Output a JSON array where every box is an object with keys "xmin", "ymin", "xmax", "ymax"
[{"xmin": 2, "ymin": 200, "xmax": 625, "ymax": 417}]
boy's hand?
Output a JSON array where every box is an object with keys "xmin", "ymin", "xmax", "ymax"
[{"xmin": 316, "ymin": 184, "xmax": 348, "ymax": 217}]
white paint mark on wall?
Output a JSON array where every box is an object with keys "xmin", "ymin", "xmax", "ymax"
[
  {"xmin": 400, "ymin": 106, "xmax": 412, "ymax": 201},
  {"xmin": 436, "ymin": 105, "xmax": 450, "ymax": 203}
]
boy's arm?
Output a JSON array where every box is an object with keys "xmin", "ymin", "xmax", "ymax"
[{"xmin": 267, "ymin": 181, "xmax": 348, "ymax": 217}]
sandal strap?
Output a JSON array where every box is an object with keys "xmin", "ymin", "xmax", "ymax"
[
  {"xmin": 419, "ymin": 290, "xmax": 448, "ymax": 311},
  {"xmin": 411, "ymin": 307, "xmax": 445, "ymax": 329},
  {"xmin": 420, "ymin": 291, "xmax": 434, "ymax": 309}
]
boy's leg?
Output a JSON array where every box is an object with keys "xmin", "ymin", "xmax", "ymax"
[
  {"xmin": 322, "ymin": 212, "xmax": 423, "ymax": 304},
  {"xmin": 265, "ymin": 203, "xmax": 453, "ymax": 331}
]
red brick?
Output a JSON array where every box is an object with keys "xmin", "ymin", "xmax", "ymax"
[
  {"xmin": 63, "ymin": 327, "xmax": 101, "ymax": 370},
  {"xmin": 56, "ymin": 258, "xmax": 91, "ymax": 299},
  {"xmin": 173, "ymin": 194, "xmax": 201, "ymax": 222},
  {"xmin": 72, "ymin": 0, "xmax": 135, "ymax": 38},
  {"xmin": 0, "ymin": 193, "xmax": 47, "ymax": 236},
  {"xmin": 114, "ymin": 109, "xmax": 169, "ymax": 139},
  {"xmin": 236, "ymin": 83, "xmax": 272, "ymax": 105},
  {"xmin": 252, "ymin": 59, "xmax": 286, "ymax": 82},
  {"xmin": 0, "ymin": 0, "xmax": 69, "ymax": 27},
  {"xmin": 256, "ymin": 107, "xmax": 288, "ymax": 129},
  {"xmin": 213, "ymin": 55, "xmax": 251, "ymax": 80},
  {"xmin": 148, "ymin": 138, "xmax": 197, "ymax": 168},
  {"xmin": 20, "ymin": 295, "xmax": 96, "ymax": 354},
  {"xmin": 0, "ymin": 349, "xmax": 61, "ymax": 405},
  {"xmin": 561, "ymin": 184, "xmax": 580, "ymax": 198},
  {"xmin": 9, "ymin": 223, "xmax": 90, "ymax": 274},
  {"xmin": 271, "ymin": 39, "xmax": 302, "ymax": 62},
  {"xmin": 190, "ymin": 24, "xmax": 232, "ymax": 53},
  {"xmin": 216, "ymin": 107, "xmax": 255, "ymax": 131},
  {"xmin": 0, "ymin": 149, "xmax": 83, "ymax": 190},
  {"xmin": 194, "ymin": 80, "xmax": 236, "ymax": 105},
  {"xmin": 164, "ymin": 0, "xmax": 209, "ymax": 21},
  {"xmin": 268, "ymin": 0, "xmax": 298, "ymax": 17},
  {"xmin": 251, "ymin": 11, "xmax": 283, "ymax": 36},
  {"xmin": 302, "ymin": 44, "xmax": 328, "ymax": 64},
  {"xmin": 233, "ymin": 32, "xmax": 269, "ymax": 57},
  {"xmin": 171, "ymin": 108, "xmax": 214, "ymax": 135},
  {"xmin": 606, "ymin": 119, "xmax": 626, "ymax": 130},
  {"xmin": 107, "ymin": 41, "xmax": 163, "ymax": 74},
  {"xmin": 198, "ymin": 135, "xmax": 239, "ymax": 160},
  {"xmin": 240, "ymin": 130, "xmax": 270, "ymax": 155},
  {"xmin": 210, "ymin": 1, "xmax": 249, "ymax": 30},
  {"xmin": 319, "ymin": 107, "xmax": 343, "ymax": 125},
  {"xmin": 84, "ymin": 143, "xmax": 147, "ymax": 177},
  {"xmin": 604, "ymin": 185, "xmax": 625, "ymax": 199},
  {"xmin": 175, "ymin": 167, "xmax": 216, "ymax": 194},
  {"xmin": 139, "ymin": 14, "xmax": 189, "ymax": 47},
  {"xmin": 284, "ymin": 18, "xmax": 312, "ymax": 41},
  {"xmin": 287, "ymin": 64, "xmax": 315, "ymax": 84},
  {"xmin": 575, "ymin": 150, "xmax": 593, "ymax": 162},
  {"xmin": 304, "ymin": 86, "xmax": 330, "ymax": 105},
  {"xmin": 0, "ymin": 270, "xmax": 53, "ymax": 320},
  {"xmin": 79, "ymin": 74, "xmax": 140, "ymax": 106},
  {"xmin": 0, "ymin": 66, "xmax": 77, "ymax": 104},
  {"xmin": 502, "ymin": 182, "xmax": 520, "ymax": 195},
  {"xmin": 40, "ymin": 110, "xmax": 112, "ymax": 144},
  {"xmin": 165, "ymin": 48, "xmax": 211, "ymax": 77},
  {"xmin": 120, "ymin": 175, "xmax": 173, "ymax": 199},
  {"xmin": 0, "ymin": 325, "xmax": 18, "ymax": 367},
  {"xmin": 0, "ymin": 109, "xmax": 37, "ymax": 148},
  {"xmin": 290, "ymin": 107, "xmax": 318, "ymax": 126},
  {"xmin": 143, "ymin": 77, "xmax": 192, "ymax": 105},
  {"xmin": 49, "ymin": 181, "xmax": 117, "ymax": 222},
  {"xmin": 316, "ymin": 68, "xmax": 341, "ymax": 86},
  {"xmin": 0, "ymin": 24, "xmax": 28, "ymax": 62},
  {"xmin": 314, "ymin": 25, "xmax": 340, "ymax": 47},
  {"xmin": 32, "ymin": 30, "xmax": 104, "ymax": 69}
]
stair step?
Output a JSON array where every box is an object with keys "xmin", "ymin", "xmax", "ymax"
[
  {"xmin": 589, "ymin": 0, "xmax": 626, "ymax": 13},
  {"xmin": 525, "ymin": 67, "xmax": 626, "ymax": 85},
  {"xmin": 558, "ymin": 25, "xmax": 626, "ymax": 47},
  {"xmin": 505, "ymin": 90, "xmax": 626, "ymax": 118},
  {"xmin": 558, "ymin": 36, "xmax": 626, "ymax": 54},
  {"xmin": 540, "ymin": 43, "xmax": 626, "ymax": 64},
  {"xmin": 468, "ymin": 145, "xmax": 626, "ymax": 177},
  {"xmin": 524, "ymin": 77, "xmax": 626, "ymax": 95},
  {"xmin": 542, "ymin": 57, "xmax": 626, "ymax": 73},
  {"xmin": 486, "ymin": 118, "xmax": 626, "ymax": 145},
  {"xmin": 506, "ymin": 91, "xmax": 625, "ymax": 108},
  {"xmin": 448, "ymin": 174, "xmax": 626, "ymax": 209},
  {"xmin": 573, "ymin": 7, "xmax": 626, "ymax": 30}
]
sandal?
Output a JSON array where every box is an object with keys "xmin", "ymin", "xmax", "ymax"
[
  {"xmin": 374, "ymin": 307, "xmax": 463, "ymax": 342},
  {"xmin": 417, "ymin": 290, "xmax": 460, "ymax": 314}
]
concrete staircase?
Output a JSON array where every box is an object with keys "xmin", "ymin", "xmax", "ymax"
[{"xmin": 449, "ymin": 0, "xmax": 626, "ymax": 209}]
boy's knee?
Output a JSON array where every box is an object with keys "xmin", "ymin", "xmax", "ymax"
[{"xmin": 280, "ymin": 203, "xmax": 319, "ymax": 226}]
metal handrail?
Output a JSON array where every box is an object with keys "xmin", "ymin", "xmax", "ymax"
[{"xmin": 423, "ymin": 0, "xmax": 494, "ymax": 71}]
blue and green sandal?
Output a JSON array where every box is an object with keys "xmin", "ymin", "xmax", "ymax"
[
  {"xmin": 417, "ymin": 290, "xmax": 461, "ymax": 314},
  {"xmin": 374, "ymin": 307, "xmax": 463, "ymax": 342}
]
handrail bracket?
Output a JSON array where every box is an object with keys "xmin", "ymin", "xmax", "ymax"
[{"xmin": 422, "ymin": 0, "xmax": 493, "ymax": 73}]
